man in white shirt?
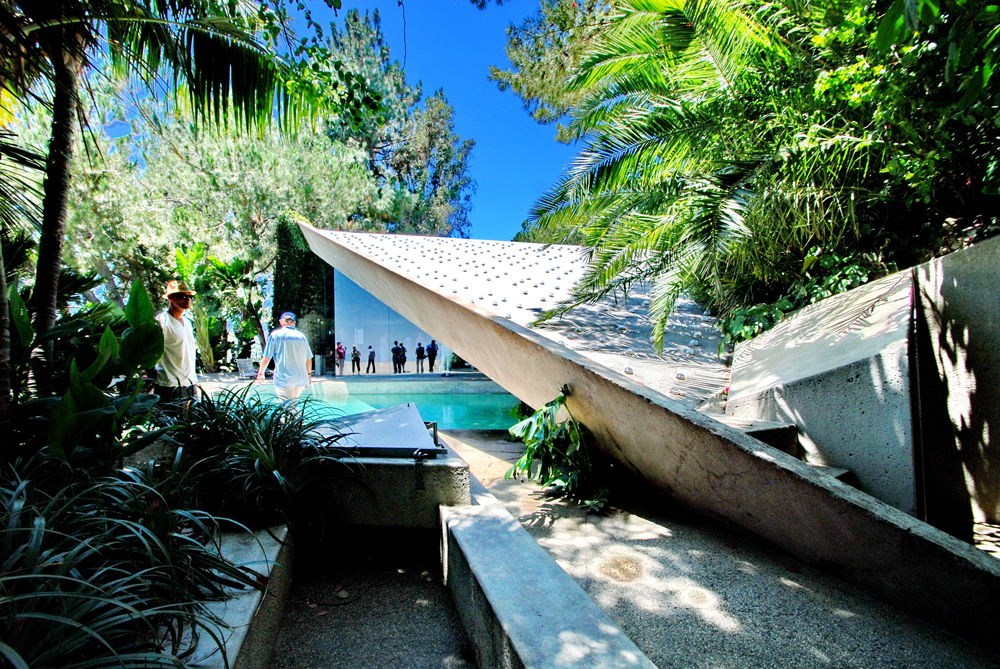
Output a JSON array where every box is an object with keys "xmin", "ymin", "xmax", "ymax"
[
  {"xmin": 256, "ymin": 311, "xmax": 312, "ymax": 405},
  {"xmin": 154, "ymin": 280, "xmax": 199, "ymax": 405}
]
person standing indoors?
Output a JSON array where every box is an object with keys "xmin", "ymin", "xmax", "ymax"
[
  {"xmin": 351, "ymin": 345, "xmax": 361, "ymax": 374},
  {"xmin": 154, "ymin": 280, "xmax": 199, "ymax": 405},
  {"xmin": 427, "ymin": 340, "xmax": 438, "ymax": 373},
  {"xmin": 391, "ymin": 341, "xmax": 401, "ymax": 374},
  {"xmin": 336, "ymin": 341, "xmax": 347, "ymax": 376},
  {"xmin": 366, "ymin": 345, "xmax": 376, "ymax": 373},
  {"xmin": 415, "ymin": 342, "xmax": 426, "ymax": 373},
  {"xmin": 399, "ymin": 342, "xmax": 408, "ymax": 373},
  {"xmin": 256, "ymin": 312, "xmax": 312, "ymax": 406}
]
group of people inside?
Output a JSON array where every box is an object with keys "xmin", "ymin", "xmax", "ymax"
[
  {"xmin": 388, "ymin": 340, "xmax": 437, "ymax": 374},
  {"xmin": 154, "ymin": 280, "xmax": 444, "ymax": 409}
]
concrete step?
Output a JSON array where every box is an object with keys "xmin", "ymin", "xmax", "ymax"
[
  {"xmin": 808, "ymin": 464, "xmax": 856, "ymax": 484},
  {"xmin": 707, "ymin": 413, "xmax": 800, "ymax": 456}
]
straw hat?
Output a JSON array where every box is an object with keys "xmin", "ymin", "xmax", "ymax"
[{"xmin": 162, "ymin": 280, "xmax": 196, "ymax": 299}]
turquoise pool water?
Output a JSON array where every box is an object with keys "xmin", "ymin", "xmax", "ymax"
[{"xmin": 310, "ymin": 393, "xmax": 520, "ymax": 430}]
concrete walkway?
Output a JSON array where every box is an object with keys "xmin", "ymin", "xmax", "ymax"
[
  {"xmin": 268, "ymin": 527, "xmax": 474, "ymax": 669},
  {"xmin": 440, "ymin": 430, "xmax": 1000, "ymax": 669}
]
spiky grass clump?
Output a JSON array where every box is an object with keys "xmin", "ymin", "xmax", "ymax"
[
  {"xmin": 172, "ymin": 387, "xmax": 351, "ymax": 534},
  {"xmin": 0, "ymin": 459, "xmax": 262, "ymax": 669}
]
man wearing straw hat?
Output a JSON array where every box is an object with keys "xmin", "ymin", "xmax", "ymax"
[
  {"xmin": 256, "ymin": 311, "xmax": 312, "ymax": 405},
  {"xmin": 154, "ymin": 280, "xmax": 199, "ymax": 404}
]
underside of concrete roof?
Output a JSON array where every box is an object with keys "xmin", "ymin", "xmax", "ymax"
[{"xmin": 298, "ymin": 221, "xmax": 1000, "ymax": 650}]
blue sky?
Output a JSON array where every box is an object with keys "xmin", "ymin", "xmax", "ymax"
[{"xmin": 302, "ymin": 1, "xmax": 579, "ymax": 242}]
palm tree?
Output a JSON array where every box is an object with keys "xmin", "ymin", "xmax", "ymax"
[
  {"xmin": 3, "ymin": 0, "xmax": 304, "ymax": 349},
  {"xmin": 0, "ymin": 130, "xmax": 45, "ymax": 436},
  {"xmin": 529, "ymin": 0, "xmax": 886, "ymax": 345},
  {"xmin": 0, "ymin": 0, "xmax": 363, "ymax": 440},
  {"xmin": 0, "ymin": 0, "xmax": 336, "ymax": 423}
]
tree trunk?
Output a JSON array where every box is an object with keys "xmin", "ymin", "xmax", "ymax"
[
  {"xmin": 0, "ymin": 246, "xmax": 10, "ymax": 444},
  {"xmin": 31, "ymin": 38, "xmax": 79, "ymax": 387}
]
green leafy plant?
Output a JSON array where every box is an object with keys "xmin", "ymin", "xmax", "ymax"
[
  {"xmin": 717, "ymin": 248, "xmax": 892, "ymax": 349},
  {"xmin": 508, "ymin": 400, "xmax": 535, "ymax": 422},
  {"xmin": 172, "ymin": 387, "xmax": 350, "ymax": 534},
  {"xmin": 506, "ymin": 385, "xmax": 608, "ymax": 513},
  {"xmin": 0, "ymin": 459, "xmax": 262, "ymax": 669},
  {"xmin": 11, "ymin": 280, "xmax": 169, "ymax": 471}
]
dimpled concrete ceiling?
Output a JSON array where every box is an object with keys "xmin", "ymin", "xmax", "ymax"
[{"xmin": 317, "ymin": 230, "xmax": 730, "ymax": 407}]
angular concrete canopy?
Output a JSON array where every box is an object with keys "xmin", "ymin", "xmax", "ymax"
[{"xmin": 299, "ymin": 222, "xmax": 1000, "ymax": 649}]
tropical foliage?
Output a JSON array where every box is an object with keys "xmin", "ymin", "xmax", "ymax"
[
  {"xmin": 2, "ymin": 279, "xmax": 350, "ymax": 668},
  {"xmin": 506, "ymin": 385, "xmax": 608, "ymax": 512},
  {"xmin": 169, "ymin": 387, "xmax": 349, "ymax": 534},
  {"xmin": 506, "ymin": 0, "xmax": 1000, "ymax": 345},
  {"xmin": 0, "ymin": 464, "xmax": 262, "ymax": 669}
]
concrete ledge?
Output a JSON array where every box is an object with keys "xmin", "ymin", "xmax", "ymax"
[
  {"xmin": 192, "ymin": 527, "xmax": 293, "ymax": 669},
  {"xmin": 323, "ymin": 447, "xmax": 471, "ymax": 528},
  {"xmin": 441, "ymin": 498, "xmax": 656, "ymax": 669}
]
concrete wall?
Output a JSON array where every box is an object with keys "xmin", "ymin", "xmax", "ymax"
[
  {"xmin": 298, "ymin": 222, "xmax": 1000, "ymax": 649},
  {"xmin": 914, "ymin": 237, "xmax": 1000, "ymax": 527},
  {"xmin": 727, "ymin": 272, "xmax": 917, "ymax": 513},
  {"xmin": 441, "ymin": 496, "xmax": 656, "ymax": 669},
  {"xmin": 727, "ymin": 235, "xmax": 1000, "ymax": 536}
]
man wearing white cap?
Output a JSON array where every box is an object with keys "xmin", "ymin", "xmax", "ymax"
[
  {"xmin": 154, "ymin": 280, "xmax": 199, "ymax": 404},
  {"xmin": 256, "ymin": 311, "xmax": 312, "ymax": 404}
]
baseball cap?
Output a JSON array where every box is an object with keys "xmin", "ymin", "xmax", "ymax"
[{"xmin": 280, "ymin": 311, "xmax": 296, "ymax": 321}]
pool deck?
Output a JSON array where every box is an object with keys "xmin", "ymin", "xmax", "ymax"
[{"xmin": 199, "ymin": 370, "xmax": 510, "ymax": 396}]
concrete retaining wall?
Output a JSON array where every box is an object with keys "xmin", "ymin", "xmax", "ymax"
[
  {"xmin": 727, "ymin": 272, "xmax": 917, "ymax": 513},
  {"xmin": 915, "ymin": 238, "xmax": 1000, "ymax": 528},
  {"xmin": 299, "ymin": 222, "xmax": 1000, "ymax": 650},
  {"xmin": 193, "ymin": 527, "xmax": 293, "ymax": 669},
  {"xmin": 441, "ymin": 494, "xmax": 656, "ymax": 669},
  {"xmin": 321, "ymin": 450, "xmax": 472, "ymax": 529}
]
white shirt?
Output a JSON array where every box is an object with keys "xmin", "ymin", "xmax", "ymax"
[
  {"xmin": 156, "ymin": 310, "xmax": 198, "ymax": 387},
  {"xmin": 262, "ymin": 326, "xmax": 312, "ymax": 388}
]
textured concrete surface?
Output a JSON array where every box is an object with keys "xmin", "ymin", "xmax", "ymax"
[
  {"xmin": 300, "ymin": 222, "xmax": 1000, "ymax": 648},
  {"xmin": 294, "ymin": 229, "xmax": 730, "ymax": 409},
  {"xmin": 316, "ymin": 404, "xmax": 471, "ymax": 529},
  {"xmin": 915, "ymin": 235, "xmax": 1000, "ymax": 527},
  {"xmin": 442, "ymin": 431, "xmax": 1000, "ymax": 669},
  {"xmin": 269, "ymin": 528, "xmax": 473, "ymax": 669},
  {"xmin": 727, "ymin": 272, "xmax": 916, "ymax": 513},
  {"xmin": 193, "ymin": 527, "xmax": 292, "ymax": 669},
  {"xmin": 442, "ymin": 497, "xmax": 656, "ymax": 669}
]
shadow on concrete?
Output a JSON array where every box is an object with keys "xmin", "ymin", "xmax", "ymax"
[
  {"xmin": 915, "ymin": 245, "xmax": 1000, "ymax": 543},
  {"xmin": 446, "ymin": 428, "xmax": 999, "ymax": 668}
]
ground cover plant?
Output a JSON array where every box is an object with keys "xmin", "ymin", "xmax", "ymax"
[{"xmin": 169, "ymin": 387, "xmax": 351, "ymax": 536}]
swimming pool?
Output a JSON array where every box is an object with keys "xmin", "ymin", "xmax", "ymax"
[{"xmin": 309, "ymin": 392, "xmax": 520, "ymax": 430}]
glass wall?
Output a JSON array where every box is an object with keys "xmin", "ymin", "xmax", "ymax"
[{"xmin": 332, "ymin": 269, "xmax": 451, "ymax": 375}]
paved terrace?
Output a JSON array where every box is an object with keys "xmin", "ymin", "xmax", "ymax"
[{"xmin": 443, "ymin": 430, "xmax": 999, "ymax": 668}]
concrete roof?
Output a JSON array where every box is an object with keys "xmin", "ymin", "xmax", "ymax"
[{"xmin": 317, "ymin": 230, "xmax": 729, "ymax": 408}]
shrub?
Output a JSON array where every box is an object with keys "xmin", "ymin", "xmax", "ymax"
[
  {"xmin": 506, "ymin": 385, "xmax": 608, "ymax": 513},
  {"xmin": 170, "ymin": 387, "xmax": 350, "ymax": 534}
]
